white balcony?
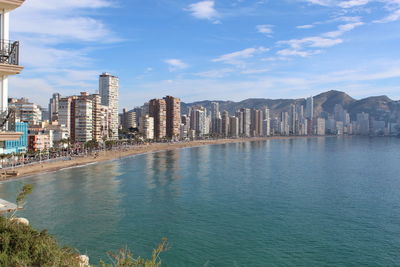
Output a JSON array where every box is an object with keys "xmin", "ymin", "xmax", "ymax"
[{"xmin": 0, "ymin": 39, "xmax": 23, "ymax": 76}]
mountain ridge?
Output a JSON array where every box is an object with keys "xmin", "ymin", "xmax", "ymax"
[{"xmin": 182, "ymin": 90, "xmax": 400, "ymax": 121}]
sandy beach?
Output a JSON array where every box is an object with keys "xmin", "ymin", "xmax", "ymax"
[{"xmin": 4, "ymin": 136, "xmax": 312, "ymax": 180}]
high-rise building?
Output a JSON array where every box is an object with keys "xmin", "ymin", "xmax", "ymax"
[
  {"xmin": 141, "ymin": 114, "xmax": 154, "ymax": 140},
  {"xmin": 356, "ymin": 112, "xmax": 370, "ymax": 135},
  {"xmin": 149, "ymin": 98, "xmax": 167, "ymax": 140},
  {"xmin": 8, "ymin": 98, "xmax": 42, "ymax": 126},
  {"xmin": 190, "ymin": 106, "xmax": 207, "ymax": 137},
  {"xmin": 58, "ymin": 96, "xmax": 74, "ymax": 138},
  {"xmin": 251, "ymin": 109, "xmax": 263, "ymax": 137},
  {"xmin": 280, "ymin": 112, "xmax": 290, "ymax": 136},
  {"xmin": 263, "ymin": 108, "xmax": 271, "ymax": 136},
  {"xmin": 235, "ymin": 110, "xmax": 244, "ymax": 136},
  {"xmin": 75, "ymin": 94, "xmax": 93, "ymax": 143},
  {"xmin": 121, "ymin": 109, "xmax": 137, "ymax": 130},
  {"xmin": 48, "ymin": 93, "xmax": 60, "ymax": 122},
  {"xmin": 221, "ymin": 111, "xmax": 230, "ymax": 137},
  {"xmin": 58, "ymin": 92, "xmax": 107, "ymax": 143},
  {"xmin": 229, "ymin": 116, "xmax": 240, "ymax": 138},
  {"xmin": 99, "ymin": 73, "xmax": 119, "ymax": 140},
  {"xmin": 316, "ymin": 118, "xmax": 326, "ymax": 136},
  {"xmin": 240, "ymin": 108, "xmax": 251, "ymax": 137},
  {"xmin": 211, "ymin": 102, "xmax": 221, "ymax": 134},
  {"xmin": 164, "ymin": 96, "xmax": 181, "ymax": 139},
  {"xmin": 306, "ymin": 96, "xmax": 314, "ymax": 120}
]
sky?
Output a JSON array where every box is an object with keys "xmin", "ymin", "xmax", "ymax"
[{"xmin": 9, "ymin": 0, "xmax": 400, "ymax": 109}]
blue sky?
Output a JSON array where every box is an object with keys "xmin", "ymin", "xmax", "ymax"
[{"xmin": 9, "ymin": 0, "xmax": 400, "ymax": 109}]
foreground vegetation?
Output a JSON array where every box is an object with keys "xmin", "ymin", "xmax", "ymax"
[{"xmin": 0, "ymin": 184, "xmax": 168, "ymax": 267}]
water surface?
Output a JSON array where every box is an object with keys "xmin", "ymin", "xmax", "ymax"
[{"xmin": 1, "ymin": 137, "xmax": 400, "ymax": 266}]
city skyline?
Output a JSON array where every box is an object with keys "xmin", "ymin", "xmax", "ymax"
[{"xmin": 8, "ymin": 0, "xmax": 400, "ymax": 108}]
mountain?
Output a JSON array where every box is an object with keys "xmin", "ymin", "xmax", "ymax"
[{"xmin": 182, "ymin": 90, "xmax": 400, "ymax": 121}]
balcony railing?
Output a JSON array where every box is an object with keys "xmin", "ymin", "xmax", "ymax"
[
  {"xmin": 0, "ymin": 108, "xmax": 16, "ymax": 131},
  {"xmin": 0, "ymin": 40, "xmax": 19, "ymax": 66}
]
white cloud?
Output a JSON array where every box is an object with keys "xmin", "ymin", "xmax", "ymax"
[
  {"xmin": 322, "ymin": 21, "xmax": 364, "ymax": 37},
  {"xmin": 297, "ymin": 24, "xmax": 315, "ymax": 29},
  {"xmin": 305, "ymin": 0, "xmax": 370, "ymax": 8},
  {"xmin": 278, "ymin": 19, "xmax": 364, "ymax": 58},
  {"xmin": 280, "ymin": 36, "xmax": 343, "ymax": 49},
  {"xmin": 338, "ymin": 0, "xmax": 370, "ymax": 8},
  {"xmin": 8, "ymin": 0, "xmax": 119, "ymax": 106},
  {"xmin": 195, "ymin": 68, "xmax": 235, "ymax": 78},
  {"xmin": 213, "ymin": 47, "xmax": 270, "ymax": 66},
  {"xmin": 374, "ymin": 8, "xmax": 400, "ymax": 22},
  {"xmin": 186, "ymin": 1, "xmax": 220, "ymax": 22},
  {"xmin": 241, "ymin": 68, "xmax": 270, "ymax": 74},
  {"xmin": 256, "ymin": 25, "xmax": 274, "ymax": 37},
  {"xmin": 164, "ymin": 59, "xmax": 189, "ymax": 72},
  {"xmin": 277, "ymin": 49, "xmax": 322, "ymax": 57}
]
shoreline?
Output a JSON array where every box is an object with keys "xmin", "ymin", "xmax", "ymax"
[{"xmin": 3, "ymin": 136, "xmax": 317, "ymax": 181}]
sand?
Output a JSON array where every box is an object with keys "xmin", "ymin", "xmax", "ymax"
[{"xmin": 4, "ymin": 136, "xmax": 313, "ymax": 181}]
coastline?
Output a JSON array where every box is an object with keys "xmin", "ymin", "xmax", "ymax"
[{"xmin": 3, "ymin": 136, "xmax": 316, "ymax": 181}]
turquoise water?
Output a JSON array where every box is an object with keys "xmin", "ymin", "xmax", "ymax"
[{"xmin": 1, "ymin": 137, "xmax": 400, "ymax": 266}]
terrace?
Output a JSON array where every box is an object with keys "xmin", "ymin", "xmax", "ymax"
[{"xmin": 0, "ymin": 39, "xmax": 22, "ymax": 76}]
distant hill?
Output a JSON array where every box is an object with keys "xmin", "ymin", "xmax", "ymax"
[{"xmin": 182, "ymin": 90, "xmax": 400, "ymax": 121}]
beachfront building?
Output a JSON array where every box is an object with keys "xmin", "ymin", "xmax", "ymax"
[
  {"xmin": 316, "ymin": 118, "xmax": 326, "ymax": 136},
  {"xmin": 164, "ymin": 96, "xmax": 181, "ymax": 139},
  {"xmin": 8, "ymin": 98, "xmax": 42, "ymax": 126},
  {"xmin": 58, "ymin": 93, "xmax": 110, "ymax": 144},
  {"xmin": 28, "ymin": 133, "xmax": 52, "ymax": 152},
  {"xmin": 120, "ymin": 109, "xmax": 137, "ymax": 130},
  {"xmin": 99, "ymin": 73, "xmax": 119, "ymax": 140},
  {"xmin": 140, "ymin": 114, "xmax": 154, "ymax": 140},
  {"xmin": 149, "ymin": 98, "xmax": 167, "ymax": 140},
  {"xmin": 48, "ymin": 93, "xmax": 60, "ymax": 122},
  {"xmin": 190, "ymin": 106, "xmax": 207, "ymax": 137},
  {"xmin": 0, "ymin": 122, "xmax": 28, "ymax": 154},
  {"xmin": 74, "ymin": 95, "xmax": 93, "ymax": 143}
]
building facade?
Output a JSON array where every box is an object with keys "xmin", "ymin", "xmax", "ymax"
[
  {"xmin": 99, "ymin": 73, "xmax": 119, "ymax": 140},
  {"xmin": 149, "ymin": 99, "xmax": 167, "ymax": 140},
  {"xmin": 164, "ymin": 96, "xmax": 181, "ymax": 139}
]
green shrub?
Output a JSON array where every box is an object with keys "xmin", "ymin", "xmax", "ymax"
[{"xmin": 0, "ymin": 216, "xmax": 81, "ymax": 267}]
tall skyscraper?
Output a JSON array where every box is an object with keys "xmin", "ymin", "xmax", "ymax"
[
  {"xmin": 75, "ymin": 94, "xmax": 93, "ymax": 143},
  {"xmin": 221, "ymin": 111, "xmax": 230, "ymax": 137},
  {"xmin": 48, "ymin": 93, "xmax": 61, "ymax": 122},
  {"xmin": 316, "ymin": 118, "xmax": 326, "ymax": 136},
  {"xmin": 211, "ymin": 102, "xmax": 221, "ymax": 134},
  {"xmin": 306, "ymin": 96, "xmax": 314, "ymax": 120},
  {"xmin": 164, "ymin": 96, "xmax": 181, "ymax": 139},
  {"xmin": 149, "ymin": 99, "xmax": 167, "ymax": 140},
  {"xmin": 121, "ymin": 109, "xmax": 137, "ymax": 130},
  {"xmin": 241, "ymin": 108, "xmax": 251, "ymax": 137},
  {"xmin": 190, "ymin": 106, "xmax": 207, "ymax": 137},
  {"xmin": 99, "ymin": 73, "xmax": 119, "ymax": 140},
  {"xmin": 229, "ymin": 116, "xmax": 240, "ymax": 138}
]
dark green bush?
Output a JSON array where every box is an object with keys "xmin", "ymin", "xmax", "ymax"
[{"xmin": 0, "ymin": 216, "xmax": 81, "ymax": 267}]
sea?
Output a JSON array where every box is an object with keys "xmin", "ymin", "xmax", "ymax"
[{"xmin": 1, "ymin": 136, "xmax": 400, "ymax": 266}]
